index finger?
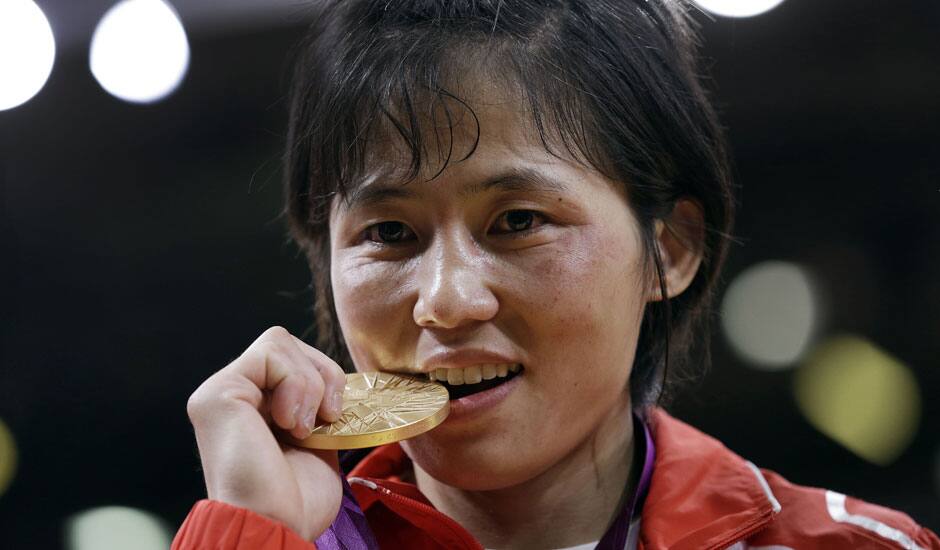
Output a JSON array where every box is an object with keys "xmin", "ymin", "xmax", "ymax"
[{"xmin": 289, "ymin": 335, "xmax": 347, "ymax": 422}]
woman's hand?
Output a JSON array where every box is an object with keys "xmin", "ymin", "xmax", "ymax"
[{"xmin": 186, "ymin": 326, "xmax": 347, "ymax": 541}]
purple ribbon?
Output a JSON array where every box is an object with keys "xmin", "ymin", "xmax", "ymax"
[
  {"xmin": 315, "ymin": 413, "xmax": 655, "ymax": 550},
  {"xmin": 595, "ymin": 413, "xmax": 656, "ymax": 550},
  {"xmin": 314, "ymin": 476, "xmax": 379, "ymax": 550}
]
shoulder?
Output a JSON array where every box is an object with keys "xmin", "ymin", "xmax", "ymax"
[
  {"xmin": 748, "ymin": 468, "xmax": 940, "ymax": 550},
  {"xmin": 643, "ymin": 409, "xmax": 939, "ymax": 550}
]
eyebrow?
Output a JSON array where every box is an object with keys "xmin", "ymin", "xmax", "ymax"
[{"xmin": 342, "ymin": 167, "xmax": 571, "ymax": 211}]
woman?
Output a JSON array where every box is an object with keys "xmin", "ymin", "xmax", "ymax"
[{"xmin": 172, "ymin": 1, "xmax": 939, "ymax": 548}]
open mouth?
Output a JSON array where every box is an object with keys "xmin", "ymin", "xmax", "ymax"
[{"xmin": 426, "ymin": 364, "xmax": 524, "ymax": 400}]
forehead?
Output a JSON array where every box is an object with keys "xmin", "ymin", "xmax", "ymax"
[
  {"xmin": 377, "ymin": 84, "xmax": 537, "ymax": 167},
  {"xmin": 335, "ymin": 84, "xmax": 583, "ymax": 207}
]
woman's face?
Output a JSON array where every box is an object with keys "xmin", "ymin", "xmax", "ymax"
[{"xmin": 328, "ymin": 96, "xmax": 654, "ymax": 490}]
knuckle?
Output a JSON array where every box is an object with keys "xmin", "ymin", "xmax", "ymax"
[
  {"xmin": 261, "ymin": 325, "xmax": 291, "ymax": 341},
  {"xmin": 305, "ymin": 373, "xmax": 325, "ymax": 398},
  {"xmin": 186, "ymin": 377, "xmax": 260, "ymax": 424},
  {"xmin": 186, "ymin": 382, "xmax": 215, "ymax": 420},
  {"xmin": 325, "ymin": 367, "xmax": 346, "ymax": 388},
  {"xmin": 329, "ymin": 362, "xmax": 347, "ymax": 380},
  {"xmin": 245, "ymin": 340, "xmax": 285, "ymax": 367},
  {"xmin": 252, "ymin": 340, "xmax": 277, "ymax": 359}
]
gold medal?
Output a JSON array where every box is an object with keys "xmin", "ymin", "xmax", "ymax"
[{"xmin": 289, "ymin": 372, "xmax": 449, "ymax": 450}]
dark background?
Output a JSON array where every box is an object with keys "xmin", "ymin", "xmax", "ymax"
[{"xmin": 1, "ymin": 0, "xmax": 938, "ymax": 547}]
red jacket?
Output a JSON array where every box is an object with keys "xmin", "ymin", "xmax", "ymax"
[{"xmin": 172, "ymin": 409, "xmax": 940, "ymax": 549}]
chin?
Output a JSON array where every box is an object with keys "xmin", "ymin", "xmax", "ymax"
[{"xmin": 401, "ymin": 435, "xmax": 540, "ymax": 491}]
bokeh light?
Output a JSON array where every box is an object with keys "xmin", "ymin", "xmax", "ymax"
[
  {"xmin": 721, "ymin": 261, "xmax": 819, "ymax": 370},
  {"xmin": 89, "ymin": 0, "xmax": 190, "ymax": 104},
  {"xmin": 692, "ymin": 0, "xmax": 787, "ymax": 18},
  {"xmin": 0, "ymin": 0, "xmax": 56, "ymax": 111},
  {"xmin": 794, "ymin": 335, "xmax": 921, "ymax": 465},
  {"xmin": 0, "ymin": 417, "xmax": 17, "ymax": 496},
  {"xmin": 66, "ymin": 506, "xmax": 171, "ymax": 550}
]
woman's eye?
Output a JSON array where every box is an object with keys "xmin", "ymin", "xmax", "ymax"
[
  {"xmin": 363, "ymin": 221, "xmax": 414, "ymax": 244},
  {"xmin": 492, "ymin": 210, "xmax": 544, "ymax": 235}
]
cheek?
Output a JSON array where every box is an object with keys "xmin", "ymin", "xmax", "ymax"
[
  {"xmin": 528, "ymin": 229, "xmax": 644, "ymax": 340},
  {"xmin": 331, "ymin": 258, "xmax": 414, "ymax": 369},
  {"xmin": 516, "ymin": 227, "xmax": 647, "ymax": 388}
]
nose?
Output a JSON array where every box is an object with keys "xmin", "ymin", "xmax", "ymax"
[{"xmin": 413, "ymin": 229, "xmax": 499, "ymax": 329}]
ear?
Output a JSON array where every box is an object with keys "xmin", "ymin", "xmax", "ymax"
[{"xmin": 647, "ymin": 199, "xmax": 705, "ymax": 302}]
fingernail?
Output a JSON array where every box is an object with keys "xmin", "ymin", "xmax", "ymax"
[
  {"xmin": 290, "ymin": 402, "xmax": 301, "ymax": 429},
  {"xmin": 303, "ymin": 409, "xmax": 318, "ymax": 433}
]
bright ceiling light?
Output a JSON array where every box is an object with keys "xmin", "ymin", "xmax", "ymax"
[
  {"xmin": 692, "ymin": 0, "xmax": 787, "ymax": 18},
  {"xmin": 0, "ymin": 0, "xmax": 56, "ymax": 111},
  {"xmin": 721, "ymin": 261, "xmax": 819, "ymax": 370},
  {"xmin": 66, "ymin": 506, "xmax": 171, "ymax": 550},
  {"xmin": 89, "ymin": 0, "xmax": 190, "ymax": 104}
]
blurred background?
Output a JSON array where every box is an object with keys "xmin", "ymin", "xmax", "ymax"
[{"xmin": 1, "ymin": 0, "xmax": 938, "ymax": 547}]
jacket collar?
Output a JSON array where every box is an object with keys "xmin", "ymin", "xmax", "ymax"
[
  {"xmin": 639, "ymin": 409, "xmax": 780, "ymax": 550},
  {"xmin": 347, "ymin": 408, "xmax": 780, "ymax": 550}
]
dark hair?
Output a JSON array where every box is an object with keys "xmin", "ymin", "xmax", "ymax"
[{"xmin": 283, "ymin": 0, "xmax": 736, "ymax": 410}]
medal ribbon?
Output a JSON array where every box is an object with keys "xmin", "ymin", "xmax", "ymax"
[
  {"xmin": 595, "ymin": 413, "xmax": 656, "ymax": 550},
  {"xmin": 315, "ymin": 413, "xmax": 656, "ymax": 550},
  {"xmin": 314, "ymin": 475, "xmax": 380, "ymax": 550}
]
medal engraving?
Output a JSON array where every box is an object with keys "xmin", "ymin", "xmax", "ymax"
[{"xmin": 290, "ymin": 372, "xmax": 449, "ymax": 450}]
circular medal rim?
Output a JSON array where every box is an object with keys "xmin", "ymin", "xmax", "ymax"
[{"xmin": 290, "ymin": 372, "xmax": 450, "ymax": 450}]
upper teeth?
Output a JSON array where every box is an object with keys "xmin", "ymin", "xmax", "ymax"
[{"xmin": 429, "ymin": 363, "xmax": 521, "ymax": 385}]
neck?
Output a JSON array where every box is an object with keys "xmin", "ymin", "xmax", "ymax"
[{"xmin": 414, "ymin": 399, "xmax": 636, "ymax": 549}]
